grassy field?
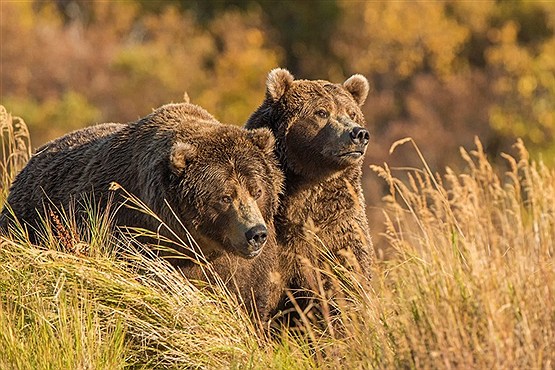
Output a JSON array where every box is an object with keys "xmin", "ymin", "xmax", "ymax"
[{"xmin": 1, "ymin": 106, "xmax": 553, "ymax": 369}]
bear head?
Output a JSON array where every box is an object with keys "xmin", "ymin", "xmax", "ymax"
[
  {"xmin": 247, "ymin": 68, "xmax": 370, "ymax": 181},
  {"xmin": 166, "ymin": 124, "xmax": 283, "ymax": 259}
]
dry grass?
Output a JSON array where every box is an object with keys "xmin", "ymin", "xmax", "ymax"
[
  {"xmin": 363, "ymin": 137, "xmax": 554, "ymax": 368},
  {"xmin": 0, "ymin": 105, "xmax": 31, "ymax": 203},
  {"xmin": 0, "ymin": 105, "xmax": 553, "ymax": 368}
]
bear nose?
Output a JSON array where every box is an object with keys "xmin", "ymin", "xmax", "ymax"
[
  {"xmin": 350, "ymin": 126, "xmax": 370, "ymax": 146},
  {"xmin": 245, "ymin": 224, "xmax": 268, "ymax": 250}
]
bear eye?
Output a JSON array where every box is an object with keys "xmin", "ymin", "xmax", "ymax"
[
  {"xmin": 315, "ymin": 109, "xmax": 329, "ymax": 119},
  {"xmin": 253, "ymin": 188, "xmax": 263, "ymax": 200},
  {"xmin": 221, "ymin": 195, "xmax": 233, "ymax": 204},
  {"xmin": 349, "ymin": 111, "xmax": 357, "ymax": 120}
]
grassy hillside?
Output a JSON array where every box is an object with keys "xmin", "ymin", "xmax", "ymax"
[{"xmin": 1, "ymin": 106, "xmax": 553, "ymax": 369}]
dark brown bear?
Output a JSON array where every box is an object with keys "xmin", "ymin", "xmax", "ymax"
[
  {"xmin": 1, "ymin": 102, "xmax": 283, "ymax": 265},
  {"xmin": 245, "ymin": 68, "xmax": 374, "ymax": 318}
]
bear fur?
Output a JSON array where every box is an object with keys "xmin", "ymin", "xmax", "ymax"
[
  {"xmin": 245, "ymin": 68, "xmax": 374, "ymax": 317},
  {"xmin": 1, "ymin": 103, "xmax": 283, "ymax": 266},
  {"xmin": 179, "ymin": 239, "xmax": 286, "ymax": 321}
]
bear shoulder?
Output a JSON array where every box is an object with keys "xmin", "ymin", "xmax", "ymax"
[
  {"xmin": 35, "ymin": 122, "xmax": 125, "ymax": 157},
  {"xmin": 153, "ymin": 103, "xmax": 219, "ymax": 126}
]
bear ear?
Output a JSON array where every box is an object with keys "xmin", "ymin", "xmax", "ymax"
[
  {"xmin": 248, "ymin": 128, "xmax": 275, "ymax": 155},
  {"xmin": 266, "ymin": 68, "xmax": 294, "ymax": 102},
  {"xmin": 343, "ymin": 74, "xmax": 370, "ymax": 106},
  {"xmin": 170, "ymin": 142, "xmax": 197, "ymax": 173}
]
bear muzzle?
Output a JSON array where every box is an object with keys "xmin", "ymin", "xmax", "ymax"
[
  {"xmin": 333, "ymin": 126, "xmax": 369, "ymax": 160},
  {"xmin": 350, "ymin": 126, "xmax": 370, "ymax": 146},
  {"xmin": 243, "ymin": 224, "xmax": 268, "ymax": 258}
]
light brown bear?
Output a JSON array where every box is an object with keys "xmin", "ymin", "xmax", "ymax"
[
  {"xmin": 0, "ymin": 103, "xmax": 283, "ymax": 266},
  {"xmin": 245, "ymin": 68, "xmax": 374, "ymax": 318}
]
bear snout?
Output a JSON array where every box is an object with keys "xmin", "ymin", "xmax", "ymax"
[
  {"xmin": 349, "ymin": 126, "xmax": 370, "ymax": 146},
  {"xmin": 245, "ymin": 224, "xmax": 268, "ymax": 251}
]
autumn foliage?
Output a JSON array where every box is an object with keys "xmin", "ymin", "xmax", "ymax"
[{"xmin": 2, "ymin": 0, "xmax": 555, "ymax": 250}]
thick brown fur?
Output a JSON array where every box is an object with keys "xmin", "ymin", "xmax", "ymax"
[
  {"xmin": 179, "ymin": 242, "xmax": 286, "ymax": 322},
  {"xmin": 1, "ymin": 103, "xmax": 283, "ymax": 268},
  {"xmin": 245, "ymin": 68, "xmax": 375, "ymax": 318}
]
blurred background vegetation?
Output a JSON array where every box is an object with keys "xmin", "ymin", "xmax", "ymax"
[{"xmin": 2, "ymin": 0, "xmax": 555, "ymax": 251}]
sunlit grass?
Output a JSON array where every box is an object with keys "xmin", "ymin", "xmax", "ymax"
[
  {"xmin": 363, "ymin": 137, "xmax": 555, "ymax": 368},
  {"xmin": 0, "ymin": 106, "xmax": 553, "ymax": 368},
  {"xmin": 0, "ymin": 105, "xmax": 31, "ymax": 204}
]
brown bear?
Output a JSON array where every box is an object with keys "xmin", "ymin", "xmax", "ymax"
[
  {"xmin": 0, "ymin": 102, "xmax": 283, "ymax": 266},
  {"xmin": 245, "ymin": 68, "xmax": 374, "ymax": 319}
]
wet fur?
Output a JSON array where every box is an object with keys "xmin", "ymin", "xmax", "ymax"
[
  {"xmin": 1, "ymin": 103, "xmax": 283, "ymax": 267},
  {"xmin": 246, "ymin": 69, "xmax": 375, "ymax": 319}
]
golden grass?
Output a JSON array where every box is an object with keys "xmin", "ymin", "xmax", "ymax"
[
  {"xmin": 0, "ymin": 105, "xmax": 553, "ymax": 368},
  {"xmin": 0, "ymin": 105, "xmax": 31, "ymax": 203},
  {"xmin": 364, "ymin": 137, "xmax": 554, "ymax": 368}
]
